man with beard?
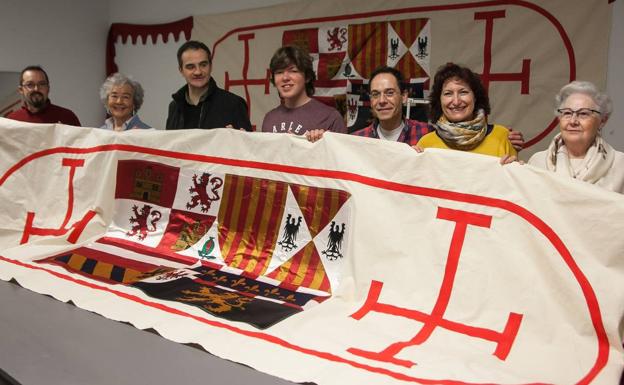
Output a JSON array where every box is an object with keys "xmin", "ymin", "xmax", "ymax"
[{"xmin": 7, "ymin": 66, "xmax": 81, "ymax": 126}]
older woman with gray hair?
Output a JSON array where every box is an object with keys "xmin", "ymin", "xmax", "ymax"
[
  {"xmin": 99, "ymin": 72, "xmax": 151, "ymax": 131},
  {"xmin": 528, "ymin": 80, "xmax": 623, "ymax": 193}
]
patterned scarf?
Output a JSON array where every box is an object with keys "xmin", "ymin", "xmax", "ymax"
[
  {"xmin": 434, "ymin": 109, "xmax": 488, "ymax": 151},
  {"xmin": 545, "ymin": 133, "xmax": 614, "ymax": 183}
]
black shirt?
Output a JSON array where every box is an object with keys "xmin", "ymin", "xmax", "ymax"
[{"xmin": 166, "ymin": 78, "xmax": 252, "ymax": 131}]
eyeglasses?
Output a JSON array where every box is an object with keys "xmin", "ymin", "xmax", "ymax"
[
  {"xmin": 21, "ymin": 82, "xmax": 49, "ymax": 91},
  {"xmin": 557, "ymin": 108, "xmax": 601, "ymax": 120},
  {"xmin": 370, "ymin": 89, "xmax": 399, "ymax": 100}
]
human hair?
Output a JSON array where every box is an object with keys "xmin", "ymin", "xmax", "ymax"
[
  {"xmin": 177, "ymin": 40, "xmax": 212, "ymax": 68},
  {"xmin": 269, "ymin": 45, "xmax": 316, "ymax": 96},
  {"xmin": 99, "ymin": 72, "xmax": 145, "ymax": 111},
  {"xmin": 555, "ymin": 80, "xmax": 612, "ymax": 120},
  {"xmin": 368, "ymin": 66, "xmax": 406, "ymax": 93},
  {"xmin": 428, "ymin": 62, "xmax": 490, "ymax": 123},
  {"xmin": 20, "ymin": 65, "xmax": 49, "ymax": 85}
]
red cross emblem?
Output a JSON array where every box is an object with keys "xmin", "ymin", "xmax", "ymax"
[{"xmin": 347, "ymin": 207, "xmax": 523, "ymax": 367}]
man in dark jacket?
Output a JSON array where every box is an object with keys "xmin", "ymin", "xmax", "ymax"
[{"xmin": 166, "ymin": 40, "xmax": 252, "ymax": 131}]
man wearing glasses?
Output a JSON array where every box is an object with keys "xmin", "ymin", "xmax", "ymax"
[
  {"xmin": 352, "ymin": 66, "xmax": 431, "ymax": 145},
  {"xmin": 7, "ymin": 66, "xmax": 80, "ymax": 126}
]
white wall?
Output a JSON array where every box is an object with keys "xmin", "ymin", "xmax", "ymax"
[
  {"xmin": 0, "ymin": 72, "xmax": 19, "ymax": 100},
  {"xmin": 108, "ymin": 0, "xmax": 297, "ymax": 24},
  {"xmin": 0, "ymin": 1, "xmax": 109, "ymax": 127}
]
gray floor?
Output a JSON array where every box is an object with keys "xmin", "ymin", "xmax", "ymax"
[{"xmin": 0, "ymin": 279, "xmax": 303, "ymax": 385}]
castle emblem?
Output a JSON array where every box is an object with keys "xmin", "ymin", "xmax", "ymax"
[{"xmin": 130, "ymin": 166, "xmax": 163, "ymax": 203}]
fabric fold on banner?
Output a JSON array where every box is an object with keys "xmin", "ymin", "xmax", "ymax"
[{"xmin": 0, "ymin": 118, "xmax": 623, "ymax": 385}]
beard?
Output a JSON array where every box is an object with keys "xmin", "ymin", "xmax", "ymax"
[{"xmin": 26, "ymin": 91, "xmax": 46, "ymax": 109}]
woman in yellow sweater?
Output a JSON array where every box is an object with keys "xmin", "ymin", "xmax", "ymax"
[{"xmin": 416, "ymin": 63, "xmax": 516, "ymax": 158}]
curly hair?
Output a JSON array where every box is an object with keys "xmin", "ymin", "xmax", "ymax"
[
  {"xmin": 269, "ymin": 45, "xmax": 316, "ymax": 96},
  {"xmin": 99, "ymin": 72, "xmax": 145, "ymax": 112},
  {"xmin": 428, "ymin": 63, "xmax": 490, "ymax": 123},
  {"xmin": 555, "ymin": 80, "xmax": 612, "ymax": 120}
]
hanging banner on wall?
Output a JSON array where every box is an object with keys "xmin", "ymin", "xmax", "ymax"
[
  {"xmin": 109, "ymin": 0, "xmax": 613, "ymax": 155},
  {"xmin": 194, "ymin": 0, "xmax": 611, "ymax": 149},
  {"xmin": 0, "ymin": 118, "xmax": 623, "ymax": 384}
]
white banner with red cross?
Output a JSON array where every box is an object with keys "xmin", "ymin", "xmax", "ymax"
[{"xmin": 0, "ymin": 117, "xmax": 623, "ymax": 384}]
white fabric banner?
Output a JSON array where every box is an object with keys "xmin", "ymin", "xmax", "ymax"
[{"xmin": 0, "ymin": 117, "xmax": 623, "ymax": 384}]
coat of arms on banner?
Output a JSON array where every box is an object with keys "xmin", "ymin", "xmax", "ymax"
[
  {"xmin": 283, "ymin": 18, "xmax": 431, "ymax": 132},
  {"xmin": 36, "ymin": 159, "xmax": 352, "ymax": 328}
]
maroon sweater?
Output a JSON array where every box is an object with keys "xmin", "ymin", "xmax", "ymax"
[{"xmin": 7, "ymin": 100, "xmax": 80, "ymax": 126}]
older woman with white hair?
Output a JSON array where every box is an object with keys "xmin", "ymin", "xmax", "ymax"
[
  {"xmin": 99, "ymin": 72, "xmax": 151, "ymax": 131},
  {"xmin": 528, "ymin": 81, "xmax": 623, "ymax": 193}
]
